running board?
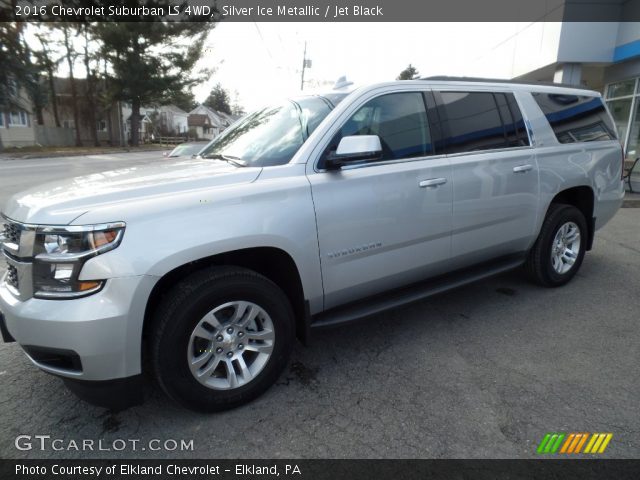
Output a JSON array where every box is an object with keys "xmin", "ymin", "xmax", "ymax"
[{"xmin": 311, "ymin": 255, "xmax": 525, "ymax": 329}]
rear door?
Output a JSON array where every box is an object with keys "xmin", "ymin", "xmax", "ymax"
[{"xmin": 433, "ymin": 90, "xmax": 539, "ymax": 268}]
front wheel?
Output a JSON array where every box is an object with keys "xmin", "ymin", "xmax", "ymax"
[
  {"xmin": 150, "ymin": 266, "xmax": 295, "ymax": 412},
  {"xmin": 525, "ymin": 203, "xmax": 587, "ymax": 287}
]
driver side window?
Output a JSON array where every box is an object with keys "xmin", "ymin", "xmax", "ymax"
[{"xmin": 321, "ymin": 92, "xmax": 432, "ymax": 167}]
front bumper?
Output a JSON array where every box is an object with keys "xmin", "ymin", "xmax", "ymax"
[{"xmin": 0, "ymin": 274, "xmax": 157, "ymax": 381}]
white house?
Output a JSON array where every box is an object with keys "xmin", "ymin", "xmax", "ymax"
[
  {"xmin": 155, "ymin": 105, "xmax": 188, "ymax": 135},
  {"xmin": 0, "ymin": 82, "xmax": 35, "ymax": 148},
  {"xmin": 189, "ymin": 104, "xmax": 235, "ymax": 138}
]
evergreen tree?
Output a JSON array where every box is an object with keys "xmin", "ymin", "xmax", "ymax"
[
  {"xmin": 397, "ymin": 64, "xmax": 420, "ymax": 80},
  {"xmin": 204, "ymin": 83, "xmax": 232, "ymax": 115},
  {"xmin": 94, "ymin": 21, "xmax": 212, "ymax": 145}
]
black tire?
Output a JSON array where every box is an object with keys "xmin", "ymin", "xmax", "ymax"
[
  {"xmin": 525, "ymin": 203, "xmax": 588, "ymax": 287},
  {"xmin": 150, "ymin": 266, "xmax": 295, "ymax": 412}
]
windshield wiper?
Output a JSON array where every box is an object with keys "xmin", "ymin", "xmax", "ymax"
[{"xmin": 203, "ymin": 153, "xmax": 248, "ymax": 167}]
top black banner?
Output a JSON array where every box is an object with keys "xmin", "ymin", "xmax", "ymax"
[{"xmin": 1, "ymin": 0, "xmax": 639, "ymax": 22}]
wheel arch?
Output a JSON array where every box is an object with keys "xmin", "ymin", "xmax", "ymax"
[
  {"xmin": 548, "ymin": 185, "xmax": 595, "ymax": 250},
  {"xmin": 142, "ymin": 247, "xmax": 310, "ymax": 358}
]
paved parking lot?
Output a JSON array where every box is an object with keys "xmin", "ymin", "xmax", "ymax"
[{"xmin": 0, "ymin": 153, "xmax": 638, "ymax": 459}]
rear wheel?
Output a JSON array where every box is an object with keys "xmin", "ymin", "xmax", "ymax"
[
  {"xmin": 150, "ymin": 266, "xmax": 295, "ymax": 412},
  {"xmin": 525, "ymin": 203, "xmax": 587, "ymax": 287}
]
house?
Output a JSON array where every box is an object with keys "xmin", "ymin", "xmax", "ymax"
[
  {"xmin": 151, "ymin": 105, "xmax": 189, "ymax": 136},
  {"xmin": 188, "ymin": 113, "xmax": 216, "ymax": 140},
  {"xmin": 40, "ymin": 77, "xmax": 124, "ymax": 146},
  {"xmin": 216, "ymin": 110, "xmax": 240, "ymax": 127},
  {"xmin": 189, "ymin": 104, "xmax": 235, "ymax": 137},
  {"xmin": 189, "ymin": 104, "xmax": 224, "ymax": 137},
  {"xmin": 0, "ymin": 82, "xmax": 36, "ymax": 148},
  {"xmin": 39, "ymin": 78, "xmax": 193, "ymax": 146},
  {"xmin": 4, "ymin": 74, "xmax": 201, "ymax": 148},
  {"xmin": 119, "ymin": 104, "xmax": 155, "ymax": 143}
]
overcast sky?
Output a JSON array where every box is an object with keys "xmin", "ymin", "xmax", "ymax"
[
  {"xmin": 194, "ymin": 22, "xmax": 532, "ymax": 110},
  {"xmin": 30, "ymin": 22, "xmax": 536, "ymax": 111}
]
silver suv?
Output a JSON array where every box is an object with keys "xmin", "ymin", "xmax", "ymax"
[{"xmin": 0, "ymin": 78, "xmax": 624, "ymax": 411}]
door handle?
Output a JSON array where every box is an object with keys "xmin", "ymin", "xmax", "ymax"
[
  {"xmin": 513, "ymin": 164, "xmax": 533, "ymax": 173},
  {"xmin": 419, "ymin": 178, "xmax": 447, "ymax": 188}
]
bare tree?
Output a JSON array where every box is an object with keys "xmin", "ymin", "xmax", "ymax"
[
  {"xmin": 35, "ymin": 31, "xmax": 62, "ymax": 127},
  {"xmin": 82, "ymin": 24, "xmax": 99, "ymax": 146},
  {"xmin": 61, "ymin": 24, "xmax": 82, "ymax": 147}
]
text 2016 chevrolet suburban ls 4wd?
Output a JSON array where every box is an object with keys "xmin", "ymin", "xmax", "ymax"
[{"xmin": 0, "ymin": 78, "xmax": 624, "ymax": 411}]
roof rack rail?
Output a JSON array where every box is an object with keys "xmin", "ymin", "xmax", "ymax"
[{"xmin": 421, "ymin": 76, "xmax": 593, "ymax": 91}]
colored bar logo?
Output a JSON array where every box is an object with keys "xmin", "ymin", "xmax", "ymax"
[{"xmin": 537, "ymin": 433, "xmax": 613, "ymax": 454}]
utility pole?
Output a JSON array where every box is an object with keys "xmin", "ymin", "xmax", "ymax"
[{"xmin": 300, "ymin": 41, "xmax": 311, "ymax": 91}]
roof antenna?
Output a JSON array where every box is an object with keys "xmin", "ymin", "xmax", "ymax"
[{"xmin": 333, "ymin": 76, "xmax": 353, "ymax": 90}]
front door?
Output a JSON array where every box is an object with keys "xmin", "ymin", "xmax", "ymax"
[{"xmin": 307, "ymin": 91, "xmax": 453, "ymax": 309}]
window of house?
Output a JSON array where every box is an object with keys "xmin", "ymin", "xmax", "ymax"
[
  {"xmin": 97, "ymin": 120, "xmax": 107, "ymax": 132},
  {"xmin": 9, "ymin": 111, "xmax": 28, "ymax": 127},
  {"xmin": 533, "ymin": 93, "xmax": 617, "ymax": 144},
  {"xmin": 0, "ymin": 113, "xmax": 4, "ymax": 128},
  {"xmin": 63, "ymin": 119, "xmax": 74, "ymax": 129},
  {"xmin": 8, "ymin": 79, "xmax": 18, "ymax": 97}
]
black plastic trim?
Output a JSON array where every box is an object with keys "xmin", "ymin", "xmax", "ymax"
[
  {"xmin": 0, "ymin": 312, "xmax": 15, "ymax": 343},
  {"xmin": 299, "ymin": 299, "xmax": 311, "ymax": 346},
  {"xmin": 311, "ymin": 253, "xmax": 526, "ymax": 329},
  {"xmin": 587, "ymin": 217, "xmax": 596, "ymax": 251},
  {"xmin": 22, "ymin": 344, "xmax": 82, "ymax": 372},
  {"xmin": 63, "ymin": 374, "xmax": 145, "ymax": 411}
]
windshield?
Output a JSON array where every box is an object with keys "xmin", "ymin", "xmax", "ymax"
[{"xmin": 199, "ymin": 96, "xmax": 339, "ymax": 167}]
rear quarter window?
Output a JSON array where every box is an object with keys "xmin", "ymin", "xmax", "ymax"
[{"xmin": 532, "ymin": 93, "xmax": 617, "ymax": 143}]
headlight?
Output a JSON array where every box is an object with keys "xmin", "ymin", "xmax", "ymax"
[{"xmin": 32, "ymin": 222, "xmax": 125, "ymax": 299}]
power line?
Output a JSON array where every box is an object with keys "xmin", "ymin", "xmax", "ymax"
[{"xmin": 253, "ymin": 22, "xmax": 275, "ymax": 63}]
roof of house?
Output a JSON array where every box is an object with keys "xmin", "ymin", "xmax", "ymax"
[
  {"xmin": 190, "ymin": 104, "xmax": 226, "ymax": 127},
  {"xmin": 126, "ymin": 113, "xmax": 151, "ymax": 122},
  {"xmin": 188, "ymin": 114, "xmax": 212, "ymax": 127},
  {"xmin": 160, "ymin": 104, "xmax": 188, "ymax": 115},
  {"xmin": 214, "ymin": 110, "xmax": 235, "ymax": 123}
]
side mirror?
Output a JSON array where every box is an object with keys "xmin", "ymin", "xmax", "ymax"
[{"xmin": 324, "ymin": 135, "xmax": 383, "ymax": 169}]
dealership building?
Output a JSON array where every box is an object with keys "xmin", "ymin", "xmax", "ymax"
[{"xmin": 473, "ymin": 2, "xmax": 640, "ymax": 160}]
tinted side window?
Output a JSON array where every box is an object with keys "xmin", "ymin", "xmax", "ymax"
[
  {"xmin": 439, "ymin": 92, "xmax": 509, "ymax": 153},
  {"xmin": 496, "ymin": 93, "xmax": 530, "ymax": 147},
  {"xmin": 532, "ymin": 93, "xmax": 617, "ymax": 143},
  {"xmin": 323, "ymin": 92, "xmax": 432, "ymax": 164},
  {"xmin": 505, "ymin": 93, "xmax": 530, "ymax": 147}
]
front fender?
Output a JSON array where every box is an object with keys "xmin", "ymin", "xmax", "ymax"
[{"xmin": 77, "ymin": 172, "xmax": 324, "ymax": 313}]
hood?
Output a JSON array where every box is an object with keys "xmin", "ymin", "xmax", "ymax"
[{"xmin": 3, "ymin": 158, "xmax": 262, "ymax": 225}]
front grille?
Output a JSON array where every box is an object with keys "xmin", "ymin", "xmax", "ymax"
[
  {"xmin": 1, "ymin": 217, "xmax": 33, "ymax": 300},
  {"xmin": 2, "ymin": 221, "xmax": 20, "ymax": 245},
  {"xmin": 6, "ymin": 264, "xmax": 19, "ymax": 290}
]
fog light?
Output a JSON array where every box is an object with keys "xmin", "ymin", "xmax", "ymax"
[{"xmin": 52, "ymin": 264, "xmax": 74, "ymax": 281}]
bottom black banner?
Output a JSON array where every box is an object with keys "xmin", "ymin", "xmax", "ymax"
[{"xmin": 1, "ymin": 459, "xmax": 640, "ymax": 479}]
